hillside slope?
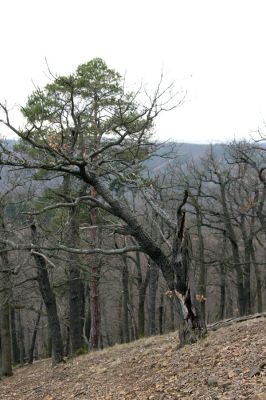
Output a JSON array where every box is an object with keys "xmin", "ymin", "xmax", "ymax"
[{"xmin": 1, "ymin": 316, "xmax": 266, "ymax": 400}]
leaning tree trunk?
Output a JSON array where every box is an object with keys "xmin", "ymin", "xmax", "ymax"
[
  {"xmin": 30, "ymin": 221, "xmax": 64, "ymax": 364},
  {"xmin": 81, "ymin": 172, "xmax": 205, "ymax": 346}
]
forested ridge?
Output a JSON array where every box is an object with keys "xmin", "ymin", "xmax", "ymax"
[{"xmin": 0, "ymin": 59, "xmax": 265, "ymax": 397}]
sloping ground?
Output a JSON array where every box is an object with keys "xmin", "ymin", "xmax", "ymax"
[{"xmin": 1, "ymin": 316, "xmax": 266, "ymax": 400}]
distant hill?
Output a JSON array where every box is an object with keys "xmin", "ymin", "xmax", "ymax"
[{"xmin": 146, "ymin": 142, "xmax": 225, "ymax": 172}]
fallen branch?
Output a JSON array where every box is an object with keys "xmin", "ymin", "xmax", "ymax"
[{"xmin": 208, "ymin": 312, "xmax": 266, "ymax": 332}]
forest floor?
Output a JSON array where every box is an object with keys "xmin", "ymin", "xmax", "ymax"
[{"xmin": 1, "ymin": 315, "xmax": 266, "ymax": 400}]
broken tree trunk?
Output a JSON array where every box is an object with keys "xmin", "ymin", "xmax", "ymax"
[{"xmin": 172, "ymin": 191, "xmax": 206, "ymax": 346}]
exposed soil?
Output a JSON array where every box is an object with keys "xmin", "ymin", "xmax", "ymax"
[{"xmin": 1, "ymin": 316, "xmax": 266, "ymax": 400}]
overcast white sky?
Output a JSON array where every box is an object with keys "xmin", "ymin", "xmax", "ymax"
[{"xmin": 1, "ymin": 0, "xmax": 266, "ymax": 143}]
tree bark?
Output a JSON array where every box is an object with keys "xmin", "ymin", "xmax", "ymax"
[
  {"xmin": 10, "ymin": 308, "xmax": 20, "ymax": 365},
  {"xmin": 148, "ymin": 260, "xmax": 159, "ymax": 335},
  {"xmin": 30, "ymin": 221, "xmax": 64, "ymax": 364},
  {"xmin": 84, "ymin": 284, "xmax": 91, "ymax": 344},
  {"xmin": 0, "ymin": 303, "xmax": 12, "ymax": 376},
  {"xmin": 67, "ymin": 206, "xmax": 85, "ymax": 354},
  {"xmin": 158, "ymin": 294, "xmax": 164, "ymax": 335},
  {"xmin": 172, "ymin": 191, "xmax": 205, "ymax": 345},
  {"xmin": 135, "ymin": 252, "xmax": 150, "ymax": 338},
  {"xmin": 17, "ymin": 310, "xmax": 25, "ymax": 366},
  {"xmin": 0, "ymin": 208, "xmax": 12, "ymax": 376},
  {"xmin": 194, "ymin": 206, "xmax": 207, "ymax": 333},
  {"xmin": 240, "ymin": 215, "xmax": 252, "ymax": 314},
  {"xmin": 218, "ymin": 232, "xmax": 227, "ymax": 320},
  {"xmin": 121, "ymin": 255, "xmax": 130, "ymax": 343},
  {"xmin": 89, "ymin": 189, "xmax": 101, "ymax": 351},
  {"xmin": 89, "ymin": 265, "xmax": 101, "ymax": 350},
  {"xmin": 28, "ymin": 303, "xmax": 43, "ymax": 364},
  {"xmin": 250, "ymin": 242, "xmax": 263, "ymax": 313},
  {"xmin": 219, "ymin": 262, "xmax": 226, "ymax": 320}
]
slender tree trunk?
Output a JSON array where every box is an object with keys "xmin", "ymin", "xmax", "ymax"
[
  {"xmin": 250, "ymin": 242, "xmax": 263, "ymax": 313},
  {"xmin": 138, "ymin": 290, "xmax": 146, "ymax": 338},
  {"xmin": 219, "ymin": 262, "xmax": 226, "ymax": 320},
  {"xmin": 118, "ymin": 295, "xmax": 123, "ymax": 344},
  {"xmin": 84, "ymin": 284, "xmax": 91, "ymax": 344},
  {"xmin": 65, "ymin": 327, "xmax": 70, "ymax": 357},
  {"xmin": 47, "ymin": 333, "xmax": 52, "ymax": 358},
  {"xmin": 158, "ymin": 294, "xmax": 164, "ymax": 335},
  {"xmin": 225, "ymin": 280, "xmax": 233, "ymax": 318},
  {"xmin": 232, "ymin": 245, "xmax": 246, "ymax": 316},
  {"xmin": 67, "ymin": 206, "xmax": 85, "ymax": 354},
  {"xmin": 17, "ymin": 311, "xmax": 25, "ymax": 365},
  {"xmin": 0, "ymin": 302, "xmax": 12, "ymax": 376},
  {"xmin": 89, "ymin": 189, "xmax": 101, "ymax": 351},
  {"xmin": 218, "ymin": 232, "xmax": 227, "ymax": 320},
  {"xmin": 136, "ymin": 253, "xmax": 150, "ymax": 338},
  {"xmin": 101, "ymin": 298, "xmax": 112, "ymax": 347},
  {"xmin": 62, "ymin": 174, "xmax": 86, "ymax": 355},
  {"xmin": 148, "ymin": 260, "xmax": 159, "ymax": 335},
  {"xmin": 0, "ymin": 208, "xmax": 12, "ymax": 376},
  {"xmin": 30, "ymin": 221, "xmax": 64, "ymax": 364},
  {"xmin": 121, "ymin": 256, "xmax": 130, "ymax": 343},
  {"xmin": 128, "ymin": 303, "xmax": 138, "ymax": 341},
  {"xmin": 240, "ymin": 216, "xmax": 252, "ymax": 315},
  {"xmin": 218, "ymin": 181, "xmax": 246, "ymax": 315},
  {"xmin": 169, "ymin": 297, "xmax": 175, "ymax": 331},
  {"xmin": 28, "ymin": 303, "xmax": 43, "ymax": 364},
  {"xmin": 10, "ymin": 308, "xmax": 20, "ymax": 365},
  {"xmin": 243, "ymin": 246, "xmax": 251, "ymax": 315},
  {"xmin": 0, "ymin": 307, "xmax": 12, "ymax": 377},
  {"xmin": 194, "ymin": 208, "xmax": 207, "ymax": 333},
  {"xmin": 89, "ymin": 261, "xmax": 101, "ymax": 350}
]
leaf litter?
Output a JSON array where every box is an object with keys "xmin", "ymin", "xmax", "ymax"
[{"xmin": 1, "ymin": 316, "xmax": 265, "ymax": 399}]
